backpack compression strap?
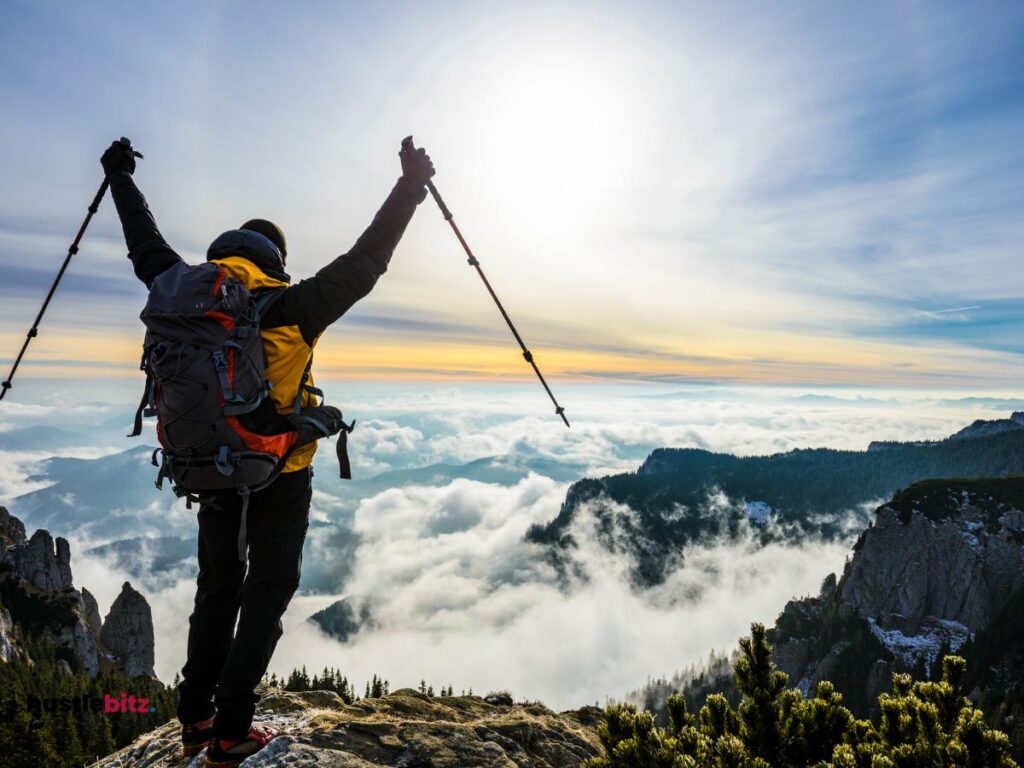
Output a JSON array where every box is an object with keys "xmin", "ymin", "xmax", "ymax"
[{"xmin": 289, "ymin": 353, "xmax": 356, "ymax": 479}]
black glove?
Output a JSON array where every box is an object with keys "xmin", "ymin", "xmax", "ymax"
[
  {"xmin": 399, "ymin": 136, "xmax": 435, "ymax": 186},
  {"xmin": 100, "ymin": 139, "xmax": 137, "ymax": 177}
]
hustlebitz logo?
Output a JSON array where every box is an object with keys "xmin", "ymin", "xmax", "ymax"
[{"xmin": 2, "ymin": 692, "xmax": 157, "ymax": 718}]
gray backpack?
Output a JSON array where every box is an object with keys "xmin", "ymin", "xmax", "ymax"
[{"xmin": 130, "ymin": 261, "xmax": 352, "ymax": 556}]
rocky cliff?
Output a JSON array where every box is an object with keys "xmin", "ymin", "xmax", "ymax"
[
  {"xmin": 0, "ymin": 505, "xmax": 157, "ymax": 679},
  {"xmin": 769, "ymin": 476, "xmax": 1024, "ymax": 715},
  {"xmin": 91, "ymin": 688, "xmax": 603, "ymax": 768}
]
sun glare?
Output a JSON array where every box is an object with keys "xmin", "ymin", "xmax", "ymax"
[{"xmin": 473, "ymin": 51, "xmax": 638, "ymax": 244}]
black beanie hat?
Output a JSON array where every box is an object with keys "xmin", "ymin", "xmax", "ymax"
[{"xmin": 239, "ymin": 219, "xmax": 287, "ymax": 262}]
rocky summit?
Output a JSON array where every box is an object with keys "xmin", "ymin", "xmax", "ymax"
[
  {"xmin": 91, "ymin": 688, "xmax": 604, "ymax": 768},
  {"xmin": 769, "ymin": 476, "xmax": 1024, "ymax": 715}
]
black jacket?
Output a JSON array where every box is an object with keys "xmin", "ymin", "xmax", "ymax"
[{"xmin": 108, "ymin": 170, "xmax": 427, "ymax": 344}]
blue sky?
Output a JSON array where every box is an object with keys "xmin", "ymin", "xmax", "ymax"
[{"xmin": 1, "ymin": 1, "xmax": 1023, "ymax": 389}]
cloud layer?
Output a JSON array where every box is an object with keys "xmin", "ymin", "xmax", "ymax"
[{"xmin": 7, "ymin": 384, "xmax": 1019, "ymax": 708}]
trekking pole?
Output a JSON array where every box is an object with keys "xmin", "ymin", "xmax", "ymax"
[
  {"xmin": 402, "ymin": 137, "xmax": 570, "ymax": 427},
  {"xmin": 0, "ymin": 137, "xmax": 142, "ymax": 402}
]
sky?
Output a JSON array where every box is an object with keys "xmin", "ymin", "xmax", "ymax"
[{"xmin": 2, "ymin": 0, "xmax": 1024, "ymax": 392}]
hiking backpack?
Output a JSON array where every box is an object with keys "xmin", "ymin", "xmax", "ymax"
[{"xmin": 129, "ymin": 261, "xmax": 352, "ymax": 555}]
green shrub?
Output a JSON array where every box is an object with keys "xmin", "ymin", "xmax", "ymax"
[{"xmin": 587, "ymin": 624, "xmax": 1018, "ymax": 768}]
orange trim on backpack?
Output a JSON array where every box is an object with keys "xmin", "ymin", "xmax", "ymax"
[
  {"xmin": 226, "ymin": 415, "xmax": 297, "ymax": 456},
  {"xmin": 206, "ymin": 310, "xmax": 235, "ymax": 331},
  {"xmin": 212, "ymin": 268, "xmax": 225, "ymax": 296}
]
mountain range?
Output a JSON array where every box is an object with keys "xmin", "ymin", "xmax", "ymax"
[{"xmin": 529, "ymin": 416, "xmax": 1024, "ymax": 585}]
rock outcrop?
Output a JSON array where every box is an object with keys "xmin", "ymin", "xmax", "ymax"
[
  {"xmin": 0, "ymin": 505, "xmax": 27, "ymax": 548},
  {"xmin": 0, "ymin": 605, "xmax": 16, "ymax": 663},
  {"xmin": 82, "ymin": 587, "xmax": 103, "ymax": 643},
  {"xmin": 91, "ymin": 688, "xmax": 603, "ymax": 768},
  {"xmin": 0, "ymin": 506, "xmax": 158, "ymax": 679},
  {"xmin": 769, "ymin": 476, "xmax": 1024, "ymax": 714},
  {"xmin": 100, "ymin": 582, "xmax": 156, "ymax": 678},
  {"xmin": 1, "ymin": 528, "xmax": 75, "ymax": 593},
  {"xmin": 57, "ymin": 590, "xmax": 102, "ymax": 675}
]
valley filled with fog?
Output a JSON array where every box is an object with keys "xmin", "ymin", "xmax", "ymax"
[{"xmin": 1, "ymin": 380, "xmax": 1019, "ymax": 708}]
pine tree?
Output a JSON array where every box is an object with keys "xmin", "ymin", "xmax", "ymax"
[
  {"xmin": 734, "ymin": 623, "xmax": 787, "ymax": 760},
  {"xmin": 584, "ymin": 625, "xmax": 1019, "ymax": 768},
  {"xmin": 58, "ymin": 707, "xmax": 84, "ymax": 767},
  {"xmin": 371, "ymin": 675, "xmax": 384, "ymax": 698},
  {"xmin": 90, "ymin": 709, "xmax": 115, "ymax": 761}
]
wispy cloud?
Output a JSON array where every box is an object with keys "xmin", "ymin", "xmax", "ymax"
[
  {"xmin": 920, "ymin": 306, "xmax": 983, "ymax": 316},
  {"xmin": 1, "ymin": 2, "xmax": 1021, "ymax": 386}
]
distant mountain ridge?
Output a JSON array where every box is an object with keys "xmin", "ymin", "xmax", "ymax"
[
  {"xmin": 529, "ymin": 415, "xmax": 1024, "ymax": 585},
  {"xmin": 868, "ymin": 410, "xmax": 1024, "ymax": 450}
]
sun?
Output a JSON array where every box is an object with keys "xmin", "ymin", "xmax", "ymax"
[{"xmin": 472, "ymin": 50, "xmax": 638, "ymax": 244}]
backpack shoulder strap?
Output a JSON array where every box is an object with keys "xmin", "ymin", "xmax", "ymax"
[
  {"xmin": 252, "ymin": 287, "xmax": 285, "ymax": 319},
  {"xmin": 292, "ymin": 353, "xmax": 323, "ymax": 414}
]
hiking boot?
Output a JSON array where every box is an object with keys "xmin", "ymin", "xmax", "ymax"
[
  {"xmin": 204, "ymin": 724, "xmax": 278, "ymax": 767},
  {"xmin": 181, "ymin": 715, "xmax": 215, "ymax": 757}
]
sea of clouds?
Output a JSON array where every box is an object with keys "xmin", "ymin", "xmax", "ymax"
[{"xmin": 1, "ymin": 380, "xmax": 1021, "ymax": 708}]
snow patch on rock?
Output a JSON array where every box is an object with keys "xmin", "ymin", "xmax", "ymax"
[{"xmin": 867, "ymin": 617, "xmax": 971, "ymax": 677}]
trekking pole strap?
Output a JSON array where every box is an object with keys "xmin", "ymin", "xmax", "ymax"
[{"xmin": 423, "ymin": 179, "xmax": 570, "ymax": 428}]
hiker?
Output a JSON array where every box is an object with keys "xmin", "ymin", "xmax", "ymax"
[{"xmin": 100, "ymin": 137, "xmax": 434, "ymax": 766}]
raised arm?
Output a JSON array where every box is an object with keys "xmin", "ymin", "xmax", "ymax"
[
  {"xmin": 267, "ymin": 140, "xmax": 435, "ymax": 345},
  {"xmin": 100, "ymin": 140, "xmax": 183, "ymax": 288}
]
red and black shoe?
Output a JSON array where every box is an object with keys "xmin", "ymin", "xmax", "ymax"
[
  {"xmin": 181, "ymin": 715, "xmax": 215, "ymax": 758},
  {"xmin": 204, "ymin": 725, "xmax": 278, "ymax": 767}
]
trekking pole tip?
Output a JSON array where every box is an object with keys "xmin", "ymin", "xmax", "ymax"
[{"xmin": 556, "ymin": 407, "xmax": 570, "ymax": 428}]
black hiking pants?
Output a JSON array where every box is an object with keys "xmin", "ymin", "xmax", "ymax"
[{"xmin": 176, "ymin": 466, "xmax": 312, "ymax": 739}]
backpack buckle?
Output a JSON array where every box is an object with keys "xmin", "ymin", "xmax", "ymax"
[{"xmin": 214, "ymin": 446, "xmax": 240, "ymax": 477}]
